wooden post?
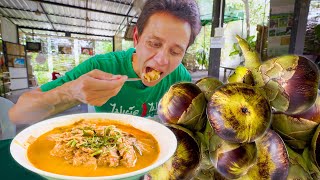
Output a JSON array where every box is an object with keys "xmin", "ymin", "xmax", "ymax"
[
  {"xmin": 112, "ymin": 36, "xmax": 115, "ymax": 52},
  {"xmin": 256, "ymin": 25, "xmax": 268, "ymax": 61},
  {"xmin": 208, "ymin": 0, "xmax": 225, "ymax": 78},
  {"xmin": 289, "ymin": 0, "xmax": 311, "ymax": 54}
]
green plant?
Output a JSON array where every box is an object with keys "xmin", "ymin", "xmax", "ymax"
[
  {"xmin": 195, "ymin": 48, "xmax": 209, "ymax": 70},
  {"xmin": 95, "ymin": 41, "xmax": 113, "ymax": 54},
  {"xmin": 182, "ymin": 53, "xmax": 198, "ymax": 72},
  {"xmin": 229, "ymin": 35, "xmax": 256, "ymax": 57},
  {"xmin": 34, "ymin": 71, "xmax": 50, "ymax": 85}
]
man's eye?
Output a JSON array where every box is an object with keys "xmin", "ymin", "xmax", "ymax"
[
  {"xmin": 170, "ymin": 50, "xmax": 182, "ymax": 56},
  {"xmin": 147, "ymin": 41, "xmax": 161, "ymax": 48}
]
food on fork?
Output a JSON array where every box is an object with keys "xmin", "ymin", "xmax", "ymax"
[{"xmin": 143, "ymin": 68, "xmax": 161, "ymax": 82}]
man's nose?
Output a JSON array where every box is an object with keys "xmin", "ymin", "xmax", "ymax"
[{"xmin": 153, "ymin": 51, "xmax": 169, "ymax": 65}]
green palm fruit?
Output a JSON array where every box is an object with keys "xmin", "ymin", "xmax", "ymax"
[
  {"xmin": 194, "ymin": 120, "xmax": 229, "ymax": 180},
  {"xmin": 302, "ymin": 147, "xmax": 320, "ymax": 179},
  {"xmin": 240, "ymin": 130, "xmax": 289, "ymax": 180},
  {"xmin": 292, "ymin": 94, "xmax": 320, "ymax": 123},
  {"xmin": 235, "ymin": 35, "xmax": 261, "ymax": 69},
  {"xmin": 263, "ymin": 81, "xmax": 279, "ymax": 101},
  {"xmin": 235, "ymin": 35, "xmax": 319, "ymax": 115},
  {"xmin": 195, "ymin": 77, "xmax": 223, "ymax": 101},
  {"xmin": 193, "ymin": 167, "xmax": 216, "ymax": 180},
  {"xmin": 258, "ymin": 55, "xmax": 319, "ymax": 115},
  {"xmin": 249, "ymin": 68, "xmax": 265, "ymax": 87},
  {"xmin": 227, "ymin": 66, "xmax": 255, "ymax": 86},
  {"xmin": 145, "ymin": 124, "xmax": 200, "ymax": 179},
  {"xmin": 287, "ymin": 163, "xmax": 313, "ymax": 180},
  {"xmin": 157, "ymin": 82, "xmax": 207, "ymax": 131},
  {"xmin": 208, "ymin": 129, "xmax": 257, "ymax": 179},
  {"xmin": 285, "ymin": 145, "xmax": 315, "ymax": 180},
  {"xmin": 311, "ymin": 124, "xmax": 320, "ymax": 170},
  {"xmin": 207, "ymin": 83, "xmax": 272, "ymax": 143},
  {"xmin": 272, "ymin": 113, "xmax": 318, "ymax": 149},
  {"xmin": 195, "ymin": 120, "xmax": 215, "ymax": 170}
]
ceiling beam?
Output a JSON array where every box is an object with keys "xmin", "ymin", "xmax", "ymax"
[
  {"xmin": 29, "ymin": 0, "xmax": 134, "ymax": 18},
  {"xmin": 116, "ymin": 5, "xmax": 134, "ymax": 34},
  {"xmin": 103, "ymin": 0, "xmax": 132, "ymax": 6},
  {"xmin": 39, "ymin": 2, "xmax": 55, "ymax": 30},
  {"xmin": 23, "ymin": 32, "xmax": 112, "ymax": 41},
  {"xmin": 0, "ymin": 6, "xmax": 133, "ymax": 26},
  {"xmin": 8, "ymin": 16, "xmax": 116, "ymax": 32},
  {"xmin": 85, "ymin": 0, "xmax": 88, "ymax": 34},
  {"xmin": 18, "ymin": 26, "xmax": 113, "ymax": 38}
]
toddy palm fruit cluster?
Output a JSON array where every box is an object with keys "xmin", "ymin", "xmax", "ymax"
[{"xmin": 145, "ymin": 35, "xmax": 320, "ymax": 179}]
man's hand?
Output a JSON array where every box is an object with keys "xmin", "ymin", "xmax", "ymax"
[
  {"xmin": 9, "ymin": 69, "xmax": 128, "ymax": 124},
  {"xmin": 69, "ymin": 69, "xmax": 128, "ymax": 106}
]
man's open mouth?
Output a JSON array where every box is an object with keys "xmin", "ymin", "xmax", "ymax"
[{"xmin": 142, "ymin": 67, "xmax": 162, "ymax": 82}]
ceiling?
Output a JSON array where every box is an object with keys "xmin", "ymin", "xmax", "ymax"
[{"xmin": 0, "ymin": 0, "xmax": 144, "ymax": 41}]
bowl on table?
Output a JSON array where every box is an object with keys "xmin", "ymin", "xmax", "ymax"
[{"xmin": 10, "ymin": 113, "xmax": 177, "ymax": 180}]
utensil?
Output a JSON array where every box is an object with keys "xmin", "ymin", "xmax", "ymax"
[{"xmin": 126, "ymin": 78, "xmax": 142, "ymax": 81}]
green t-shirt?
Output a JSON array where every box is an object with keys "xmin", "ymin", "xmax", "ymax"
[{"xmin": 41, "ymin": 48, "xmax": 191, "ymax": 117}]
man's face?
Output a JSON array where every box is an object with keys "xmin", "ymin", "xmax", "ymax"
[{"xmin": 133, "ymin": 12, "xmax": 191, "ymax": 86}]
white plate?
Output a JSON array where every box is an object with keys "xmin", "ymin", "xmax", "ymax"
[{"xmin": 10, "ymin": 113, "xmax": 177, "ymax": 180}]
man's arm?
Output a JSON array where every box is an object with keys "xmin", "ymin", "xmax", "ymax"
[
  {"xmin": 9, "ymin": 69, "xmax": 127, "ymax": 124},
  {"xmin": 9, "ymin": 83, "xmax": 79, "ymax": 124}
]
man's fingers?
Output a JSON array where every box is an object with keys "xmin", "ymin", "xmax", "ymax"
[
  {"xmin": 86, "ymin": 75, "xmax": 127, "ymax": 91},
  {"xmin": 85, "ymin": 89, "xmax": 119, "ymax": 106},
  {"xmin": 86, "ymin": 95, "xmax": 110, "ymax": 106},
  {"xmin": 74, "ymin": 69, "xmax": 128, "ymax": 104},
  {"xmin": 108, "ymin": 75, "xmax": 124, "ymax": 80},
  {"xmin": 88, "ymin": 99, "xmax": 107, "ymax": 107},
  {"xmin": 87, "ymin": 69, "xmax": 115, "ymax": 80},
  {"xmin": 84, "ymin": 69, "xmax": 128, "ymax": 90}
]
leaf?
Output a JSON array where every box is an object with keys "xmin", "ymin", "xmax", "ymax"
[
  {"xmin": 178, "ymin": 93, "xmax": 207, "ymax": 131},
  {"xmin": 229, "ymin": 50, "xmax": 240, "ymax": 56},
  {"xmin": 246, "ymin": 35, "xmax": 255, "ymax": 42},
  {"xmin": 302, "ymin": 147, "xmax": 320, "ymax": 179},
  {"xmin": 233, "ymin": 43, "xmax": 239, "ymax": 50}
]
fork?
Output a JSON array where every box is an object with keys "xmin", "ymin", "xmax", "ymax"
[{"xmin": 126, "ymin": 78, "xmax": 142, "ymax": 82}]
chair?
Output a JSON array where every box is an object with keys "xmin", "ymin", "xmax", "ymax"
[
  {"xmin": 0, "ymin": 97, "xmax": 16, "ymax": 140},
  {"xmin": 87, "ymin": 104, "xmax": 96, "ymax": 113}
]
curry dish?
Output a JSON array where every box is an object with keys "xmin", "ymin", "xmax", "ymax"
[{"xmin": 27, "ymin": 119, "xmax": 160, "ymax": 177}]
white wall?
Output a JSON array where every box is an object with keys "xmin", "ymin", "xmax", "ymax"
[
  {"xmin": 1, "ymin": 17, "xmax": 18, "ymax": 43},
  {"xmin": 271, "ymin": 0, "xmax": 295, "ymax": 7},
  {"xmin": 1, "ymin": 17, "xmax": 28, "ymax": 90}
]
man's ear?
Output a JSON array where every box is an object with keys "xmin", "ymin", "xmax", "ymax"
[{"xmin": 133, "ymin": 26, "xmax": 139, "ymax": 46}]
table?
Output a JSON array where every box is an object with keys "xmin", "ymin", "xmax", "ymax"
[
  {"xmin": 220, "ymin": 66, "xmax": 235, "ymax": 82},
  {"xmin": 0, "ymin": 139, "xmax": 44, "ymax": 179}
]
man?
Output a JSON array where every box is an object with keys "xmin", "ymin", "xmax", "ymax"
[{"xmin": 9, "ymin": 0, "xmax": 202, "ymax": 124}]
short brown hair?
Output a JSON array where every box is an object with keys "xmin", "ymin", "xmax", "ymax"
[{"xmin": 136, "ymin": 0, "xmax": 201, "ymax": 46}]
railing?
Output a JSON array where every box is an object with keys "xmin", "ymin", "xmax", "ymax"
[{"xmin": 220, "ymin": 66, "xmax": 235, "ymax": 83}]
